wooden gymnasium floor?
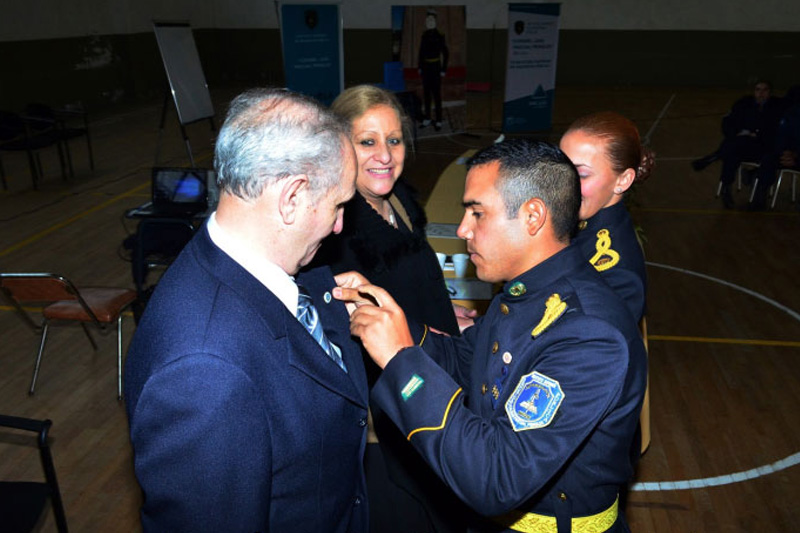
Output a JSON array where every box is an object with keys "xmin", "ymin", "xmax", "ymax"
[{"xmin": 1, "ymin": 84, "xmax": 798, "ymax": 532}]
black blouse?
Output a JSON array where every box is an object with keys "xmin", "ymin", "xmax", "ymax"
[{"xmin": 313, "ymin": 179, "xmax": 458, "ymax": 337}]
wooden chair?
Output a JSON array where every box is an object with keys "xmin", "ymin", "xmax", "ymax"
[
  {"xmin": 639, "ymin": 316, "xmax": 651, "ymax": 455},
  {"xmin": 0, "ymin": 273, "xmax": 136, "ymax": 400},
  {"xmin": 0, "ymin": 415, "xmax": 68, "ymax": 533}
]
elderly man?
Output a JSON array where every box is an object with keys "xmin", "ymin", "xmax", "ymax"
[
  {"xmin": 336, "ymin": 139, "xmax": 647, "ymax": 533},
  {"xmin": 124, "ymin": 88, "xmax": 369, "ymax": 532}
]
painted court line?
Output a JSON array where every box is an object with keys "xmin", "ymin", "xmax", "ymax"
[
  {"xmin": 633, "ymin": 262, "xmax": 800, "ymax": 492},
  {"xmin": 0, "ymin": 182, "xmax": 150, "ymax": 258}
]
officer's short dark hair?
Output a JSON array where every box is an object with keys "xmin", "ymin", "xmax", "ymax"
[{"xmin": 467, "ymin": 139, "xmax": 580, "ymax": 242}]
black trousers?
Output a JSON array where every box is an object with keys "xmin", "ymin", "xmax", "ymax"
[{"xmin": 421, "ymin": 64, "xmax": 443, "ymax": 123}]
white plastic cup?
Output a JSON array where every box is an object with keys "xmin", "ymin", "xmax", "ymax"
[
  {"xmin": 452, "ymin": 253, "xmax": 469, "ymax": 278},
  {"xmin": 436, "ymin": 252, "xmax": 447, "ymax": 271}
]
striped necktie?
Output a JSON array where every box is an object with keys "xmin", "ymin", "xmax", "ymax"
[{"xmin": 296, "ymin": 284, "xmax": 347, "ymax": 372}]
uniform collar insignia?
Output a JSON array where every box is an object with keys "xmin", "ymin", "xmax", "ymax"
[
  {"xmin": 577, "ymin": 220, "xmax": 588, "ymax": 231},
  {"xmin": 531, "ymin": 293, "xmax": 567, "ymax": 338},
  {"xmin": 507, "ymin": 281, "xmax": 526, "ymax": 297},
  {"xmin": 589, "ymin": 229, "xmax": 620, "ymax": 272}
]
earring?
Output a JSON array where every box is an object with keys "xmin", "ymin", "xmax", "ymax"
[{"xmin": 614, "ymin": 187, "xmax": 623, "ymax": 194}]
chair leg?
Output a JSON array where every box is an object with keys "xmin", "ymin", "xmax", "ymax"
[
  {"xmin": 61, "ymin": 139, "xmax": 74, "ymax": 180},
  {"xmin": 30, "ymin": 322, "xmax": 50, "ymax": 395},
  {"xmin": 771, "ymin": 173, "xmax": 783, "ymax": 209},
  {"xmin": 749, "ymin": 178, "xmax": 760, "ymax": 203},
  {"xmin": 117, "ymin": 315, "xmax": 123, "ymax": 401},
  {"xmin": 80, "ymin": 322, "xmax": 99, "ymax": 351},
  {"xmin": 85, "ymin": 131, "xmax": 95, "ymax": 171},
  {"xmin": 0, "ymin": 155, "xmax": 7, "ymax": 190}
]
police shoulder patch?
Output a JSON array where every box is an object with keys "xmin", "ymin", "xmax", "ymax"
[{"xmin": 505, "ymin": 371, "xmax": 564, "ymax": 431}]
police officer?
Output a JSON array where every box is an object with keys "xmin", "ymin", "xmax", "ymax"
[
  {"xmin": 335, "ymin": 139, "xmax": 647, "ymax": 533},
  {"xmin": 418, "ymin": 9, "xmax": 448, "ymax": 131}
]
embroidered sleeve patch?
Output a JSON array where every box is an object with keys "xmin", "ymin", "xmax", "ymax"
[
  {"xmin": 505, "ymin": 371, "xmax": 564, "ymax": 431},
  {"xmin": 590, "ymin": 229, "xmax": 620, "ymax": 272},
  {"xmin": 401, "ymin": 374, "xmax": 425, "ymax": 401}
]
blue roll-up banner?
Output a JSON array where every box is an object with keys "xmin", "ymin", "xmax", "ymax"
[
  {"xmin": 279, "ymin": 3, "xmax": 343, "ymax": 106},
  {"xmin": 502, "ymin": 3, "xmax": 561, "ymax": 132}
]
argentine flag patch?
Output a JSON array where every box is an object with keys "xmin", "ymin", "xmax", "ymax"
[{"xmin": 505, "ymin": 371, "xmax": 564, "ymax": 431}]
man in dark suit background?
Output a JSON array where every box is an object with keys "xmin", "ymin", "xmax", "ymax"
[{"xmin": 124, "ymin": 88, "xmax": 368, "ymax": 532}]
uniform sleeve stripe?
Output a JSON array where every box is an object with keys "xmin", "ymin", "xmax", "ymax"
[
  {"xmin": 419, "ymin": 324, "xmax": 429, "ymax": 346},
  {"xmin": 406, "ymin": 388, "xmax": 463, "ymax": 441}
]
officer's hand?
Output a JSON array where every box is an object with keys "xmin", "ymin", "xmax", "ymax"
[
  {"xmin": 334, "ymin": 283, "xmax": 413, "ymax": 369},
  {"xmin": 452, "ymin": 303, "xmax": 478, "ymax": 333},
  {"xmin": 334, "ymin": 271, "xmax": 373, "ymax": 314}
]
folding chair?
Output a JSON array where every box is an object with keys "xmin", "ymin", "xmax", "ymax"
[
  {"xmin": 0, "ymin": 415, "xmax": 68, "ymax": 533},
  {"xmin": 0, "ymin": 273, "xmax": 137, "ymax": 400},
  {"xmin": 25, "ymin": 103, "xmax": 94, "ymax": 179},
  {"xmin": 771, "ymin": 168, "xmax": 799, "ymax": 209},
  {"xmin": 0, "ymin": 111, "xmax": 67, "ymax": 190}
]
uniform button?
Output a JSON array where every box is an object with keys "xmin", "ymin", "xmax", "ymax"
[
  {"xmin": 359, "ymin": 417, "xmax": 367, "ymax": 427},
  {"xmin": 323, "ymin": 291, "xmax": 332, "ymax": 303},
  {"xmin": 354, "ymin": 497, "xmax": 362, "ymax": 506},
  {"xmin": 559, "ymin": 492, "xmax": 567, "ymax": 501},
  {"xmin": 502, "ymin": 352, "xmax": 512, "ymax": 364},
  {"xmin": 500, "ymin": 303, "xmax": 509, "ymax": 315},
  {"xmin": 481, "ymin": 383, "xmax": 488, "ymax": 395},
  {"xmin": 492, "ymin": 341, "xmax": 499, "ymax": 353},
  {"xmin": 578, "ymin": 220, "xmax": 587, "ymax": 231}
]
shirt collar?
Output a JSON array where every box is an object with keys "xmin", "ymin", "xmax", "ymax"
[{"xmin": 206, "ymin": 212, "xmax": 299, "ymax": 313}]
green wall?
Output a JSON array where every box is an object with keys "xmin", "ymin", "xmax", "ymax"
[{"xmin": 1, "ymin": 28, "xmax": 797, "ymax": 113}]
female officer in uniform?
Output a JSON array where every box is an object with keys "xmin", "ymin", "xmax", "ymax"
[{"xmin": 559, "ymin": 111, "xmax": 655, "ymax": 323}]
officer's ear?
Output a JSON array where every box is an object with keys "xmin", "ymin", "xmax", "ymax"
[{"xmin": 522, "ymin": 198, "xmax": 547, "ymax": 236}]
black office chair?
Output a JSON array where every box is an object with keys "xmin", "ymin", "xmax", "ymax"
[
  {"xmin": 0, "ymin": 110, "xmax": 67, "ymax": 190},
  {"xmin": 25, "ymin": 103, "xmax": 94, "ymax": 179},
  {"xmin": 0, "ymin": 415, "xmax": 68, "ymax": 533},
  {"xmin": 131, "ymin": 217, "xmax": 196, "ymax": 322}
]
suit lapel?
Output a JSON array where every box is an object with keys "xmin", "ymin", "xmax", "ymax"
[
  {"xmin": 192, "ymin": 228, "xmax": 368, "ymax": 408},
  {"xmin": 297, "ymin": 267, "xmax": 369, "ymax": 407}
]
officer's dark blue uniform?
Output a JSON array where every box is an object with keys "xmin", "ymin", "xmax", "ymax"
[
  {"xmin": 371, "ymin": 245, "xmax": 647, "ymax": 533},
  {"xmin": 572, "ymin": 202, "xmax": 647, "ymax": 322}
]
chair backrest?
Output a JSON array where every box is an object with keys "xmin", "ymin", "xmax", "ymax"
[
  {"xmin": 0, "ymin": 111, "xmax": 25, "ymax": 142},
  {"xmin": 0, "ymin": 415, "xmax": 68, "ymax": 532},
  {"xmin": 0, "ymin": 273, "xmax": 99, "ymax": 329},
  {"xmin": 0, "ymin": 274, "xmax": 79, "ymax": 304}
]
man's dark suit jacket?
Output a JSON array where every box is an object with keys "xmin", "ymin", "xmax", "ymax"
[{"xmin": 124, "ymin": 225, "xmax": 370, "ymax": 532}]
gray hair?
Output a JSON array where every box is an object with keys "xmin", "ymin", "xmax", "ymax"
[{"xmin": 214, "ymin": 88, "xmax": 350, "ymax": 200}]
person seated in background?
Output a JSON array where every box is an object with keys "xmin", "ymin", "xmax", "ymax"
[
  {"xmin": 309, "ymin": 84, "xmax": 469, "ymax": 533},
  {"xmin": 691, "ymin": 80, "xmax": 785, "ymax": 208},
  {"xmin": 750, "ymin": 84, "xmax": 800, "ymax": 209},
  {"xmin": 560, "ymin": 111, "xmax": 654, "ymax": 323}
]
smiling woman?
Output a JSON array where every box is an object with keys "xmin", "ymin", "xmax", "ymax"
[{"xmin": 308, "ymin": 84, "xmax": 465, "ymax": 533}]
